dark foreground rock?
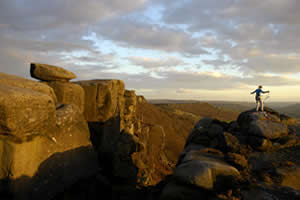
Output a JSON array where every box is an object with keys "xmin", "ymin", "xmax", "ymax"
[{"xmin": 159, "ymin": 108, "xmax": 300, "ymax": 200}]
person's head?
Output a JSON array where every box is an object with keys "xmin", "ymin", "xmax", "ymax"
[{"xmin": 258, "ymin": 85, "xmax": 262, "ymax": 89}]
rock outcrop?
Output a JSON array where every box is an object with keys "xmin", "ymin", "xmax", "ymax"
[
  {"xmin": 76, "ymin": 80, "xmax": 170, "ymax": 188},
  {"xmin": 237, "ymin": 108, "xmax": 299, "ymax": 151},
  {"xmin": 159, "ymin": 108, "xmax": 300, "ymax": 200},
  {"xmin": 76, "ymin": 80, "xmax": 125, "ymax": 122},
  {"xmin": 1, "ymin": 63, "xmax": 299, "ymax": 200},
  {"xmin": 0, "ymin": 85, "xmax": 56, "ymax": 138},
  {"xmin": 0, "ymin": 65, "xmax": 98, "ymax": 200}
]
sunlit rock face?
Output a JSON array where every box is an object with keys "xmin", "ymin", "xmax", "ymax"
[
  {"xmin": 30, "ymin": 63, "xmax": 76, "ymax": 82},
  {"xmin": 46, "ymin": 81, "xmax": 85, "ymax": 113},
  {"xmin": 76, "ymin": 79, "xmax": 125, "ymax": 123},
  {"xmin": 0, "ymin": 65, "xmax": 97, "ymax": 200},
  {"xmin": 0, "ymin": 72, "xmax": 57, "ymax": 103},
  {"xmin": 77, "ymin": 80, "xmax": 170, "ymax": 188}
]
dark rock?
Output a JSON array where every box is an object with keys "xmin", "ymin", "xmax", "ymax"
[
  {"xmin": 185, "ymin": 117, "xmax": 225, "ymax": 148},
  {"xmin": 241, "ymin": 184, "xmax": 300, "ymax": 200},
  {"xmin": 248, "ymin": 136, "xmax": 273, "ymax": 151},
  {"xmin": 226, "ymin": 153, "xmax": 248, "ymax": 170},
  {"xmin": 159, "ymin": 182, "xmax": 216, "ymax": 200},
  {"xmin": 248, "ymin": 120, "xmax": 288, "ymax": 140}
]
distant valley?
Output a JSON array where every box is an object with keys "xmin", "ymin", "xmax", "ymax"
[{"xmin": 149, "ymin": 99, "xmax": 300, "ymax": 120}]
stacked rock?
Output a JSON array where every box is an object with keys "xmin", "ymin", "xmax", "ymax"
[
  {"xmin": 30, "ymin": 63, "xmax": 85, "ymax": 113},
  {"xmin": 0, "ymin": 67, "xmax": 98, "ymax": 200}
]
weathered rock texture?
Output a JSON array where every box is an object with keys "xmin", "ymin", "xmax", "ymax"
[
  {"xmin": 46, "ymin": 81, "xmax": 85, "ymax": 113},
  {"xmin": 0, "ymin": 85, "xmax": 56, "ymax": 138},
  {"xmin": 0, "ymin": 68, "xmax": 98, "ymax": 200},
  {"xmin": 76, "ymin": 80, "xmax": 171, "ymax": 188},
  {"xmin": 76, "ymin": 80, "xmax": 125, "ymax": 122},
  {"xmin": 159, "ymin": 108, "xmax": 300, "ymax": 200},
  {"xmin": 30, "ymin": 63, "xmax": 76, "ymax": 81},
  {"xmin": 0, "ymin": 72, "xmax": 57, "ymax": 103}
]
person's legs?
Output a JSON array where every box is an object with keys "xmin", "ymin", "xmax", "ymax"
[
  {"xmin": 260, "ymin": 98, "xmax": 264, "ymax": 112},
  {"xmin": 256, "ymin": 99, "xmax": 260, "ymax": 112}
]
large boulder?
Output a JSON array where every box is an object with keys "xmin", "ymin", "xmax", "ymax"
[
  {"xmin": 237, "ymin": 109, "xmax": 296, "ymax": 151},
  {"xmin": 0, "ymin": 85, "xmax": 56, "ymax": 138},
  {"xmin": 0, "ymin": 72, "xmax": 57, "ymax": 103},
  {"xmin": 184, "ymin": 117, "xmax": 239, "ymax": 152},
  {"xmin": 76, "ymin": 80, "xmax": 125, "ymax": 122},
  {"xmin": 46, "ymin": 81, "xmax": 85, "ymax": 113},
  {"xmin": 172, "ymin": 151, "xmax": 240, "ymax": 191},
  {"xmin": 30, "ymin": 63, "xmax": 76, "ymax": 82},
  {"xmin": 0, "ymin": 104, "xmax": 98, "ymax": 200}
]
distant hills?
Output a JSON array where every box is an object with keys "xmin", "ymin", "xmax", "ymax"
[
  {"xmin": 136, "ymin": 100, "xmax": 241, "ymax": 166},
  {"xmin": 149, "ymin": 99, "xmax": 300, "ymax": 119},
  {"xmin": 277, "ymin": 103, "xmax": 300, "ymax": 119}
]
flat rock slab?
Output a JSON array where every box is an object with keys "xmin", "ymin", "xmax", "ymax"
[
  {"xmin": 30, "ymin": 63, "xmax": 76, "ymax": 81},
  {"xmin": 0, "ymin": 85, "xmax": 56, "ymax": 137},
  {"xmin": 0, "ymin": 72, "xmax": 57, "ymax": 103}
]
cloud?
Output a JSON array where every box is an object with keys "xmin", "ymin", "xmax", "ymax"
[
  {"xmin": 94, "ymin": 18, "xmax": 207, "ymax": 55},
  {"xmin": 128, "ymin": 56, "xmax": 185, "ymax": 69},
  {"xmin": 0, "ymin": 0, "xmax": 147, "ymax": 31},
  {"xmin": 159, "ymin": 0, "xmax": 300, "ymax": 74},
  {"xmin": 1, "ymin": 0, "xmax": 300, "ymax": 101}
]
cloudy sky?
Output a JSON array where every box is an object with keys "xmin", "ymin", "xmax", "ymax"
[{"xmin": 1, "ymin": 0, "xmax": 300, "ymax": 101}]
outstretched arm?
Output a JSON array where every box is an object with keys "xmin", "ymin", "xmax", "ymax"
[
  {"xmin": 262, "ymin": 90, "xmax": 270, "ymax": 93},
  {"xmin": 250, "ymin": 90, "xmax": 256, "ymax": 95}
]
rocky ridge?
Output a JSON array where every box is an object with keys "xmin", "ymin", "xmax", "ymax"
[
  {"xmin": 159, "ymin": 108, "xmax": 300, "ymax": 200},
  {"xmin": 0, "ymin": 63, "xmax": 299, "ymax": 200},
  {"xmin": 0, "ymin": 63, "xmax": 171, "ymax": 200}
]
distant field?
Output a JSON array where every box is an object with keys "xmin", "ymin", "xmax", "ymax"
[
  {"xmin": 149, "ymin": 99, "xmax": 300, "ymax": 120},
  {"xmin": 155, "ymin": 102, "xmax": 240, "ymax": 122},
  {"xmin": 276, "ymin": 103, "xmax": 300, "ymax": 119}
]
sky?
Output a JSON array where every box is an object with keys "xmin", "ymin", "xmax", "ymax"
[{"xmin": 0, "ymin": 0, "xmax": 300, "ymax": 102}]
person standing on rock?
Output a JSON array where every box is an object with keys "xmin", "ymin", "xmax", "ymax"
[{"xmin": 250, "ymin": 85, "xmax": 270, "ymax": 112}]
